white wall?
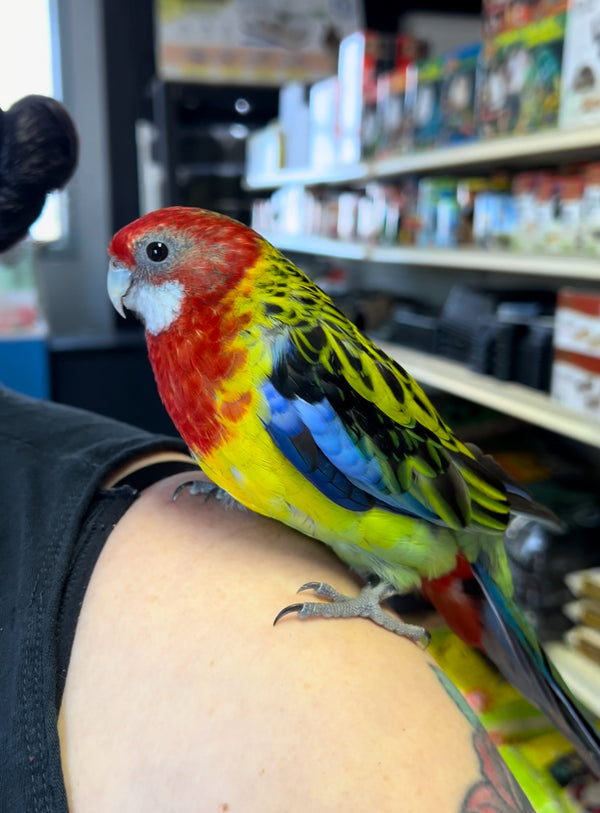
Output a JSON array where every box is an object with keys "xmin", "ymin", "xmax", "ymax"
[{"xmin": 38, "ymin": 0, "xmax": 114, "ymax": 337}]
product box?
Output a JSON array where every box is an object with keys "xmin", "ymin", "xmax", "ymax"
[
  {"xmin": 473, "ymin": 191, "xmax": 519, "ymax": 248},
  {"xmin": 535, "ymin": 173, "xmax": 561, "ymax": 251},
  {"xmin": 415, "ymin": 177, "xmax": 457, "ymax": 246},
  {"xmin": 482, "ymin": 0, "xmax": 512, "ymax": 38},
  {"xmin": 551, "ymin": 289, "xmax": 600, "ymax": 418},
  {"xmin": 376, "ymin": 69, "xmax": 411, "ymax": 155},
  {"xmin": 553, "ymin": 288, "xmax": 600, "ymax": 359},
  {"xmin": 337, "ymin": 30, "xmax": 397, "ymax": 162},
  {"xmin": 439, "ymin": 42, "xmax": 481, "ymax": 144},
  {"xmin": 477, "ymin": 13, "xmax": 566, "ymax": 137},
  {"xmin": 557, "ymin": 174, "xmax": 585, "ymax": 254},
  {"xmin": 405, "ymin": 57, "xmax": 444, "ymax": 149},
  {"xmin": 482, "ymin": 0, "xmax": 568, "ymax": 36},
  {"xmin": 279, "ymin": 82, "xmax": 310, "ymax": 169},
  {"xmin": 308, "ymin": 75, "xmax": 339, "ymax": 169},
  {"xmin": 245, "ymin": 122, "xmax": 284, "ymax": 180},
  {"xmin": 551, "ymin": 350, "xmax": 600, "ymax": 418},
  {"xmin": 559, "ymin": 0, "xmax": 600, "ymax": 129},
  {"xmin": 154, "ymin": 0, "xmax": 363, "ymax": 85},
  {"xmin": 582, "ymin": 163, "xmax": 600, "ymax": 257}
]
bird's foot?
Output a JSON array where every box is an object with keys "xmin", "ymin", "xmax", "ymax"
[
  {"xmin": 172, "ymin": 478, "xmax": 246, "ymax": 511},
  {"xmin": 274, "ymin": 580, "xmax": 430, "ymax": 645}
]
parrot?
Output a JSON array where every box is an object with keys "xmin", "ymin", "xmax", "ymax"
[{"xmin": 107, "ymin": 205, "xmax": 600, "ymax": 774}]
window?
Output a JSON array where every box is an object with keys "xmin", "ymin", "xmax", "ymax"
[{"xmin": 0, "ymin": 0, "xmax": 65, "ymax": 243}]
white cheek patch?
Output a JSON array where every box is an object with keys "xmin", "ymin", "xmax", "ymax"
[{"xmin": 124, "ymin": 279, "xmax": 185, "ymax": 335}]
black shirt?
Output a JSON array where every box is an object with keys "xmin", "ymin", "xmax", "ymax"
[{"xmin": 0, "ymin": 388, "xmax": 195, "ymax": 811}]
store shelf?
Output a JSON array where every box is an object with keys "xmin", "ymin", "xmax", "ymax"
[
  {"xmin": 377, "ymin": 343, "xmax": 600, "ymax": 448},
  {"xmin": 245, "ymin": 125, "xmax": 600, "ymax": 190},
  {"xmin": 245, "ymin": 161, "xmax": 369, "ymax": 190},
  {"xmin": 262, "ymin": 233, "xmax": 600, "ymax": 281}
]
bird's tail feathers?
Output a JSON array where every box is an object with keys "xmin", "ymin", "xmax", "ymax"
[
  {"xmin": 471, "ymin": 557, "xmax": 600, "ymax": 776},
  {"xmin": 464, "ymin": 442, "xmax": 564, "ymax": 531}
]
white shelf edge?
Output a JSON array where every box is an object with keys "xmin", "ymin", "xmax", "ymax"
[
  {"xmin": 262, "ymin": 233, "xmax": 367, "ymax": 260},
  {"xmin": 370, "ymin": 246, "xmax": 600, "ymax": 279},
  {"xmin": 245, "ymin": 125, "xmax": 600, "ymax": 190},
  {"xmin": 372, "ymin": 125, "xmax": 600, "ymax": 177},
  {"xmin": 377, "ymin": 342, "xmax": 600, "ymax": 448},
  {"xmin": 262, "ymin": 233, "xmax": 600, "ymax": 280},
  {"xmin": 245, "ymin": 161, "xmax": 369, "ymax": 190}
]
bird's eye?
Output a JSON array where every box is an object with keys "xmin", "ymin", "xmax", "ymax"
[{"xmin": 146, "ymin": 241, "xmax": 169, "ymax": 262}]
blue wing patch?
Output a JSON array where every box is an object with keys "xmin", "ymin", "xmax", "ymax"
[{"xmin": 262, "ymin": 381, "xmax": 439, "ymax": 520}]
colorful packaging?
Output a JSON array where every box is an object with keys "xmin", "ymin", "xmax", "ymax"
[
  {"xmin": 415, "ymin": 177, "xmax": 457, "ymax": 246},
  {"xmin": 337, "ymin": 31, "xmax": 396, "ymax": 162},
  {"xmin": 376, "ymin": 68, "xmax": 411, "ymax": 155},
  {"xmin": 581, "ymin": 163, "xmax": 600, "ymax": 257},
  {"xmin": 482, "ymin": 0, "xmax": 512, "ymax": 38},
  {"xmin": 439, "ymin": 42, "xmax": 481, "ymax": 144},
  {"xmin": 512, "ymin": 172, "xmax": 541, "ymax": 252},
  {"xmin": 552, "ymin": 289, "xmax": 600, "ymax": 418},
  {"xmin": 477, "ymin": 13, "xmax": 566, "ymax": 137},
  {"xmin": 536, "ymin": 174, "xmax": 562, "ymax": 252},
  {"xmin": 553, "ymin": 288, "xmax": 600, "ymax": 360},
  {"xmin": 560, "ymin": 0, "xmax": 600, "ymax": 128},
  {"xmin": 551, "ymin": 350, "xmax": 600, "ymax": 418},
  {"xmin": 557, "ymin": 175, "xmax": 585, "ymax": 254},
  {"xmin": 154, "ymin": 0, "xmax": 362, "ymax": 85},
  {"xmin": 482, "ymin": 0, "xmax": 568, "ymax": 36},
  {"xmin": 405, "ymin": 57, "xmax": 444, "ymax": 149},
  {"xmin": 473, "ymin": 189, "xmax": 518, "ymax": 248}
]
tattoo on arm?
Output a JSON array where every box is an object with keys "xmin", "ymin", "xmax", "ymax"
[{"xmin": 430, "ymin": 665, "xmax": 535, "ymax": 813}]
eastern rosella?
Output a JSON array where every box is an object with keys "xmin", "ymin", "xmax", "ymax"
[{"xmin": 107, "ymin": 206, "xmax": 600, "ymax": 773}]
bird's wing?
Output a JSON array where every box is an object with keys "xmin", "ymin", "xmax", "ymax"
[{"xmin": 261, "ymin": 297, "xmax": 512, "ymax": 533}]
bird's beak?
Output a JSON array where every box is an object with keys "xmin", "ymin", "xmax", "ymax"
[{"xmin": 107, "ymin": 261, "xmax": 132, "ymax": 318}]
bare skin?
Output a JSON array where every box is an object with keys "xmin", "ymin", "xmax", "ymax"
[{"xmin": 58, "ymin": 471, "xmax": 533, "ymax": 813}]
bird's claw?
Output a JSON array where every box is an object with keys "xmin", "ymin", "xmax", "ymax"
[
  {"xmin": 172, "ymin": 478, "xmax": 246, "ymax": 511},
  {"xmin": 274, "ymin": 580, "xmax": 430, "ymax": 646}
]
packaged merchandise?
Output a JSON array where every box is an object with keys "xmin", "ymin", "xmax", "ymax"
[
  {"xmin": 415, "ymin": 177, "xmax": 457, "ymax": 246},
  {"xmin": 245, "ymin": 121, "xmax": 284, "ymax": 179},
  {"xmin": 557, "ymin": 175, "xmax": 585, "ymax": 254},
  {"xmin": 337, "ymin": 31, "xmax": 397, "ymax": 162},
  {"xmin": 482, "ymin": 0, "xmax": 568, "ymax": 36},
  {"xmin": 553, "ymin": 288, "xmax": 600, "ymax": 359},
  {"xmin": 560, "ymin": 0, "xmax": 600, "ymax": 129},
  {"xmin": 477, "ymin": 13, "xmax": 566, "ymax": 137},
  {"xmin": 482, "ymin": 0, "xmax": 513, "ymax": 38},
  {"xmin": 376, "ymin": 69, "xmax": 411, "ymax": 155},
  {"xmin": 581, "ymin": 163, "xmax": 600, "ymax": 257},
  {"xmin": 336, "ymin": 192, "xmax": 361, "ymax": 241},
  {"xmin": 566, "ymin": 567, "xmax": 600, "ymax": 602},
  {"xmin": 405, "ymin": 57, "xmax": 444, "ymax": 149},
  {"xmin": 512, "ymin": 172, "xmax": 541, "ymax": 252},
  {"xmin": 473, "ymin": 189, "xmax": 518, "ymax": 248},
  {"xmin": 355, "ymin": 183, "xmax": 388, "ymax": 243},
  {"xmin": 308, "ymin": 75, "xmax": 339, "ymax": 169},
  {"xmin": 552, "ymin": 288, "xmax": 600, "ymax": 418},
  {"xmin": 279, "ymin": 82, "xmax": 310, "ymax": 169},
  {"xmin": 154, "ymin": 0, "xmax": 363, "ymax": 85},
  {"xmin": 435, "ymin": 187, "xmax": 460, "ymax": 247},
  {"xmin": 536, "ymin": 173, "xmax": 562, "ymax": 252},
  {"xmin": 439, "ymin": 43, "xmax": 482, "ymax": 144}
]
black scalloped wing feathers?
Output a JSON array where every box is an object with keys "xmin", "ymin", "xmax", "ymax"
[{"xmin": 259, "ymin": 262, "xmax": 513, "ymax": 533}]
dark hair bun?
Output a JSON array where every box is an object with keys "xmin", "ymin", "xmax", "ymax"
[{"xmin": 0, "ymin": 95, "xmax": 79, "ymax": 252}]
